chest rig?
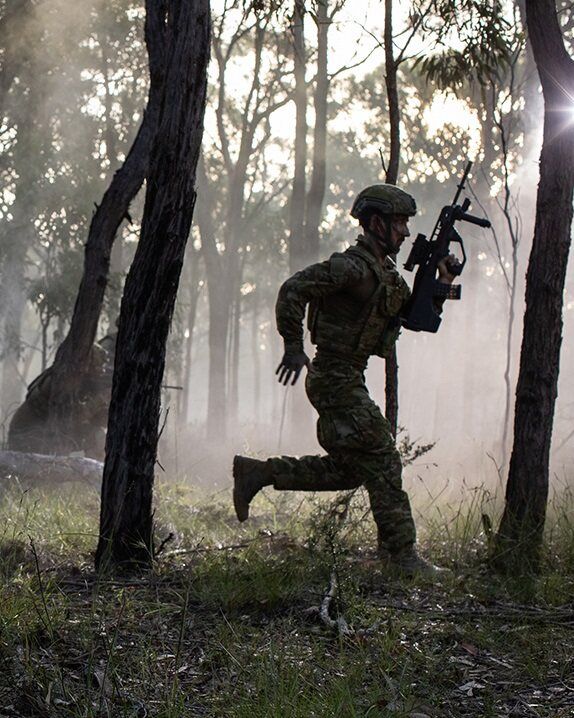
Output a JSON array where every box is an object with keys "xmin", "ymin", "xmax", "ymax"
[{"xmin": 308, "ymin": 244, "xmax": 409, "ymax": 362}]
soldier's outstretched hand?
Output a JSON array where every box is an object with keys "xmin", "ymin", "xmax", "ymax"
[{"xmin": 276, "ymin": 351, "xmax": 310, "ymax": 386}]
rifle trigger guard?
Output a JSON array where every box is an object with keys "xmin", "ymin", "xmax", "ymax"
[{"xmin": 448, "ymin": 228, "xmax": 467, "ymax": 273}]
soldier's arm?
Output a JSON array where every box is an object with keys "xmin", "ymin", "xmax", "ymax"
[
  {"xmin": 374, "ymin": 277, "xmax": 411, "ymax": 358},
  {"xmin": 276, "ymin": 253, "xmax": 368, "ymax": 354}
]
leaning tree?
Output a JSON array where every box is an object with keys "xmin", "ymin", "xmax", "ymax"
[
  {"xmin": 46, "ymin": 0, "xmax": 166, "ymax": 440},
  {"xmin": 95, "ymin": 0, "xmax": 210, "ymax": 569},
  {"xmin": 3, "ymin": 0, "xmax": 164, "ymax": 455}
]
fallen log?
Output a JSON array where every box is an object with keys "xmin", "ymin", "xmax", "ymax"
[{"xmin": 0, "ymin": 450, "xmax": 103, "ymax": 487}]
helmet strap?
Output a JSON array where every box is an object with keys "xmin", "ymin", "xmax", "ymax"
[{"xmin": 368, "ymin": 216, "xmax": 396, "ymax": 255}]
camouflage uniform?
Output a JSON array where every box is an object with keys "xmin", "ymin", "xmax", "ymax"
[{"xmin": 266, "ymin": 236, "xmax": 417, "ymax": 554}]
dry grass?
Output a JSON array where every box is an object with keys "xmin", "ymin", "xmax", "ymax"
[{"xmin": 0, "ymin": 479, "xmax": 573, "ymax": 717}]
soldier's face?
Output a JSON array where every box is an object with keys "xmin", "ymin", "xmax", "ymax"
[
  {"xmin": 370, "ymin": 214, "xmax": 410, "ymax": 255},
  {"xmin": 389, "ymin": 215, "xmax": 410, "ymax": 252}
]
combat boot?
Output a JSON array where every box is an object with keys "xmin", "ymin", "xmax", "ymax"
[
  {"xmin": 232, "ymin": 455, "xmax": 272, "ymax": 522},
  {"xmin": 389, "ymin": 545, "xmax": 450, "ymax": 580}
]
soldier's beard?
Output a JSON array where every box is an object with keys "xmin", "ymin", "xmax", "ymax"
[{"xmin": 368, "ymin": 229, "xmax": 397, "ymax": 256}]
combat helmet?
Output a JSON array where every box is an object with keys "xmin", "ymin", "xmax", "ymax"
[{"xmin": 350, "ymin": 184, "xmax": 417, "ymax": 220}]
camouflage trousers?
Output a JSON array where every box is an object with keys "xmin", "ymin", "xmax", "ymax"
[{"xmin": 267, "ymin": 355, "xmax": 416, "ymax": 554}]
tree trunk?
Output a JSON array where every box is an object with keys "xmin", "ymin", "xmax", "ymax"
[
  {"xmin": 95, "ymin": 0, "xmax": 209, "ymax": 570},
  {"xmin": 48, "ymin": 0, "xmax": 166, "ymax": 409},
  {"xmin": 304, "ymin": 0, "xmax": 328, "ymax": 263},
  {"xmin": 501, "ymin": 269, "xmax": 517, "ymax": 465},
  {"xmin": 288, "ymin": 0, "xmax": 308, "ymax": 274},
  {"xmin": 383, "ymin": 0, "xmax": 400, "ymax": 437},
  {"xmin": 196, "ymin": 158, "xmax": 230, "ymax": 440},
  {"xmin": 206, "ymin": 293, "xmax": 230, "ymax": 439},
  {"xmin": 178, "ymin": 250, "xmax": 202, "ymax": 422},
  {"xmin": 515, "ymin": 0, "xmax": 544, "ymax": 146},
  {"xmin": 104, "ymin": 40, "xmax": 125, "ymax": 324},
  {"xmin": 251, "ymin": 290, "xmax": 261, "ymax": 425},
  {"xmin": 1, "ymin": 244, "xmax": 27, "ymax": 418},
  {"xmin": 1, "ymin": 91, "xmax": 40, "ymax": 424},
  {"xmin": 206, "ymin": 9, "xmax": 291, "ymax": 440},
  {"xmin": 500, "ymin": 195, "xmax": 520, "ymax": 470},
  {"xmin": 494, "ymin": 0, "xmax": 574, "ymax": 573},
  {"xmin": 229, "ymin": 284, "xmax": 242, "ymax": 426},
  {"xmin": 384, "ymin": 0, "xmax": 400, "ymax": 186}
]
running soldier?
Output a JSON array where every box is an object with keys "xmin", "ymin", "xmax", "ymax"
[{"xmin": 233, "ymin": 185, "xmax": 457, "ymax": 577}]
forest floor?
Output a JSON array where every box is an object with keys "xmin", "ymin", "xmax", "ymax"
[{"xmin": 0, "ymin": 478, "xmax": 573, "ymax": 718}]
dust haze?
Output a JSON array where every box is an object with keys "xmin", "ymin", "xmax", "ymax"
[{"xmin": 1, "ymin": 0, "xmax": 573, "ymax": 505}]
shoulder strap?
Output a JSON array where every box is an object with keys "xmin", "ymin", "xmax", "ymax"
[{"xmin": 346, "ymin": 245, "xmax": 385, "ymax": 282}]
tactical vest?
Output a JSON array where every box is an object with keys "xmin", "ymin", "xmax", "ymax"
[{"xmin": 307, "ymin": 245, "xmax": 409, "ymax": 363}]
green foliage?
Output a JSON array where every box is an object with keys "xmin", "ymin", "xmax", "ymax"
[
  {"xmin": 0, "ymin": 0, "xmax": 148, "ymax": 364},
  {"xmin": 413, "ymin": 0, "xmax": 517, "ymax": 89}
]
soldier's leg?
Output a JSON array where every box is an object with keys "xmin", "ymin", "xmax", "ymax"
[
  {"xmin": 233, "ymin": 406, "xmax": 368, "ymax": 521},
  {"xmin": 365, "ymin": 453, "xmax": 449, "ymax": 577},
  {"xmin": 362, "ymin": 445, "xmax": 417, "ymax": 555},
  {"xmin": 318, "ymin": 400, "xmax": 417, "ymax": 555},
  {"xmin": 232, "ymin": 450, "xmax": 362, "ymax": 521},
  {"xmin": 269, "ymin": 450, "xmax": 364, "ymax": 491},
  {"xmin": 351, "ymin": 408, "xmax": 449, "ymax": 576}
]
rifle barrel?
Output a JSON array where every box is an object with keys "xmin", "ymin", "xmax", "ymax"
[
  {"xmin": 428, "ymin": 161, "xmax": 473, "ymax": 242},
  {"xmin": 452, "ymin": 161, "xmax": 472, "ymax": 206}
]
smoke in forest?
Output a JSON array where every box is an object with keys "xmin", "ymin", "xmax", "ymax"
[{"xmin": 1, "ymin": 0, "xmax": 573, "ymax": 500}]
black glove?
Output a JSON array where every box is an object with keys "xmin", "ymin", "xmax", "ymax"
[
  {"xmin": 275, "ymin": 351, "xmax": 310, "ymax": 386},
  {"xmin": 438, "ymin": 253, "xmax": 462, "ymax": 282}
]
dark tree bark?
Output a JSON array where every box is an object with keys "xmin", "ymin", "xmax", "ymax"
[
  {"xmin": 494, "ymin": 0, "xmax": 574, "ymax": 573},
  {"xmin": 47, "ymin": 0, "xmax": 166, "ymax": 421},
  {"xmin": 95, "ymin": 0, "xmax": 210, "ymax": 570},
  {"xmin": 383, "ymin": 0, "xmax": 400, "ymax": 437},
  {"xmin": 383, "ymin": 0, "xmax": 400, "ymax": 185}
]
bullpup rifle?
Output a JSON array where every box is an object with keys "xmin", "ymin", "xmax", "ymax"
[{"xmin": 401, "ymin": 161, "xmax": 491, "ymax": 333}]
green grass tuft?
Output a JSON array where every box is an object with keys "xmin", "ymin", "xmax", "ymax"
[{"xmin": 0, "ymin": 480, "xmax": 573, "ymax": 716}]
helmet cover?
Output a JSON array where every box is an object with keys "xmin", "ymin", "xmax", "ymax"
[{"xmin": 350, "ymin": 184, "xmax": 417, "ymax": 220}]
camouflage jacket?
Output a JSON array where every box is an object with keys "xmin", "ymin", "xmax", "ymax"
[{"xmin": 276, "ymin": 237, "xmax": 411, "ymax": 367}]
